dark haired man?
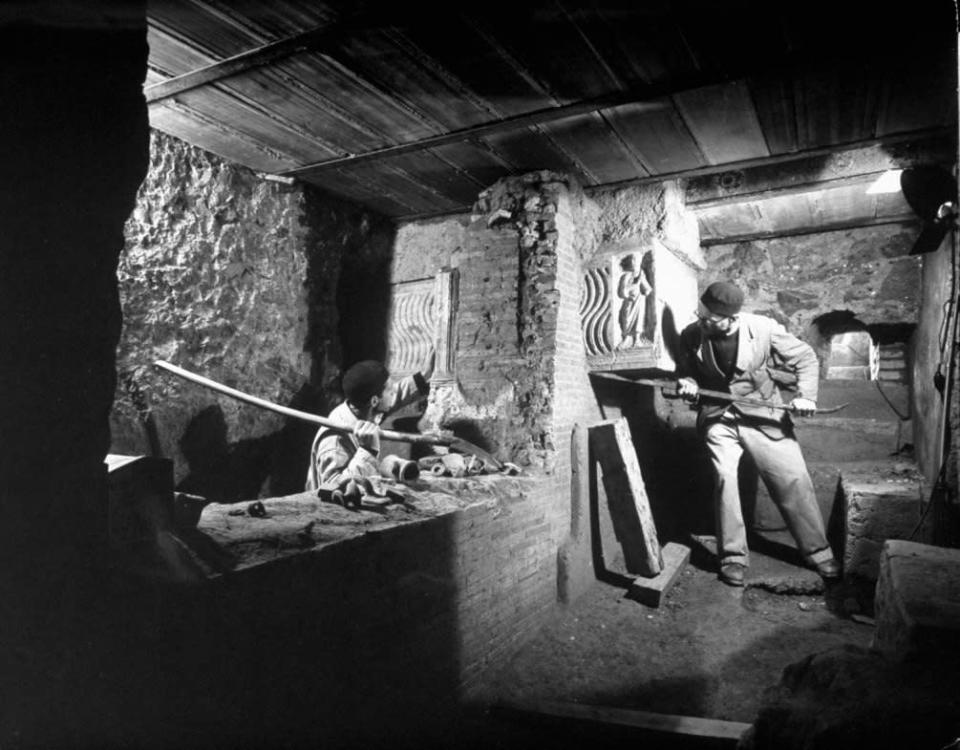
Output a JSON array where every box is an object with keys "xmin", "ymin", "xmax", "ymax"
[
  {"xmin": 674, "ymin": 281, "xmax": 841, "ymax": 587},
  {"xmin": 305, "ymin": 358, "xmax": 431, "ymax": 491}
]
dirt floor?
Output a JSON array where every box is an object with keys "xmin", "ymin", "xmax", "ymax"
[{"xmin": 475, "ymin": 532, "xmax": 875, "ymax": 727}]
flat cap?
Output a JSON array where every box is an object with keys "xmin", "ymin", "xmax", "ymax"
[
  {"xmin": 342, "ymin": 360, "xmax": 390, "ymax": 403},
  {"xmin": 700, "ymin": 281, "xmax": 744, "ymax": 317}
]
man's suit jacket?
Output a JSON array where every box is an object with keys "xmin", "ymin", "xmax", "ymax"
[{"xmin": 675, "ymin": 312, "xmax": 820, "ymax": 429}]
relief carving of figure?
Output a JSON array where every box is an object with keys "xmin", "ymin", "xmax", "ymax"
[{"xmin": 616, "ymin": 252, "xmax": 653, "ymax": 349}]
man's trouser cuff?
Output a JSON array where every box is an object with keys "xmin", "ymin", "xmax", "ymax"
[{"xmin": 805, "ymin": 547, "xmax": 835, "ymax": 565}]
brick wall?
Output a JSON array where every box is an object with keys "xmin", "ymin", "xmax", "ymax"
[
  {"xmin": 153, "ymin": 478, "xmax": 572, "ymax": 747},
  {"xmin": 386, "ymin": 173, "xmax": 610, "ymax": 699}
]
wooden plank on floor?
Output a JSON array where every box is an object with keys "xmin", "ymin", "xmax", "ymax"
[
  {"xmin": 589, "ymin": 417, "xmax": 663, "ymax": 576},
  {"xmin": 628, "ymin": 542, "xmax": 691, "ymax": 607},
  {"xmin": 498, "ymin": 698, "xmax": 751, "ymax": 742}
]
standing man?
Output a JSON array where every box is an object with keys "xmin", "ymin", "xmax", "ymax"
[
  {"xmin": 305, "ymin": 357, "xmax": 432, "ymax": 491},
  {"xmin": 674, "ymin": 281, "xmax": 841, "ymax": 586}
]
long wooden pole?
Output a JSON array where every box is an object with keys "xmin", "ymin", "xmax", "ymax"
[
  {"xmin": 591, "ymin": 373, "xmax": 848, "ymax": 414},
  {"xmin": 152, "ymin": 360, "xmax": 505, "ymax": 469}
]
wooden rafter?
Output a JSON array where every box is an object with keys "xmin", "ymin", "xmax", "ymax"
[
  {"xmin": 589, "ymin": 127, "xmax": 953, "ymax": 195},
  {"xmin": 699, "ymin": 215, "xmax": 919, "ymax": 247},
  {"xmin": 144, "ymin": 21, "xmax": 344, "ymax": 104},
  {"xmin": 279, "ymin": 93, "xmax": 669, "ymax": 178},
  {"xmin": 393, "ymin": 127, "xmax": 952, "ymax": 221}
]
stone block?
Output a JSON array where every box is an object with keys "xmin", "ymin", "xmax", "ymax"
[
  {"xmin": 627, "ymin": 542, "xmax": 690, "ymax": 608},
  {"xmin": 839, "ymin": 465, "xmax": 923, "ymax": 580},
  {"xmin": 873, "ymin": 540, "xmax": 960, "ymax": 663}
]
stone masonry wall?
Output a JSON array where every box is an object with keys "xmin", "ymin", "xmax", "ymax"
[
  {"xmin": 701, "ymin": 225, "xmax": 921, "ymax": 336},
  {"xmin": 111, "ymin": 131, "xmax": 393, "ymax": 499},
  {"xmin": 113, "ymin": 132, "xmax": 308, "ymax": 497}
]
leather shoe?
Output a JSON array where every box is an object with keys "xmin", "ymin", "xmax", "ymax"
[
  {"xmin": 815, "ymin": 558, "xmax": 842, "ymax": 579},
  {"xmin": 719, "ymin": 562, "xmax": 746, "ymax": 587}
]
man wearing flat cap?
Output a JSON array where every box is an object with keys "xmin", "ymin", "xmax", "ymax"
[
  {"xmin": 674, "ymin": 281, "xmax": 840, "ymax": 587},
  {"xmin": 305, "ymin": 357, "xmax": 432, "ymax": 491}
]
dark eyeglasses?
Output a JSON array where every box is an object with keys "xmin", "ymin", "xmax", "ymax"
[{"xmin": 696, "ymin": 313, "xmax": 734, "ymax": 324}]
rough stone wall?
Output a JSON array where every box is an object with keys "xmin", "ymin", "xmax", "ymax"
[
  {"xmin": 913, "ymin": 234, "xmax": 954, "ymax": 485},
  {"xmin": 111, "ymin": 132, "xmax": 394, "ymax": 499},
  {"xmin": 113, "ymin": 132, "xmax": 310, "ymax": 497},
  {"xmin": 392, "ymin": 217, "xmax": 469, "ymax": 283},
  {"xmin": 587, "ymin": 180, "xmax": 700, "ymax": 257},
  {"xmin": 700, "ymin": 225, "xmax": 921, "ymax": 337}
]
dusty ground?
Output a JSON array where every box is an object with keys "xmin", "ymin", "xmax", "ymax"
[{"xmin": 476, "ymin": 533, "xmax": 874, "ymax": 725}]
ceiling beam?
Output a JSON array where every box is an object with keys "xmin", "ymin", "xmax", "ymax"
[
  {"xmin": 699, "ymin": 215, "xmax": 919, "ymax": 247},
  {"xmin": 144, "ymin": 5, "xmax": 481, "ymax": 105},
  {"xmin": 585, "ymin": 127, "xmax": 953, "ymax": 195},
  {"xmin": 145, "ymin": 22, "xmax": 343, "ymax": 104},
  {"xmin": 278, "ymin": 93, "xmax": 670, "ymax": 178},
  {"xmin": 688, "ymin": 171, "xmax": 890, "ymax": 212},
  {"xmin": 393, "ymin": 130, "xmax": 950, "ymax": 222},
  {"xmin": 276, "ymin": 48, "xmax": 949, "ymax": 181}
]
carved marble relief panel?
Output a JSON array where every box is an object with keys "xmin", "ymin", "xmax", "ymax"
[
  {"xmin": 385, "ymin": 268, "xmax": 457, "ymax": 380},
  {"xmin": 580, "ymin": 247, "xmax": 657, "ymax": 370},
  {"xmin": 386, "ymin": 277, "xmax": 435, "ymax": 377}
]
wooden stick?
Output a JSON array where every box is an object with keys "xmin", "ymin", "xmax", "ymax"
[
  {"xmin": 591, "ymin": 372, "xmax": 848, "ymax": 414},
  {"xmin": 152, "ymin": 360, "xmax": 505, "ymax": 470},
  {"xmin": 497, "ymin": 699, "xmax": 751, "ymax": 741}
]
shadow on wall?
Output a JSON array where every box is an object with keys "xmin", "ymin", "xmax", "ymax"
[
  {"xmin": 332, "ymin": 215, "xmax": 396, "ymax": 367},
  {"xmin": 660, "ymin": 305, "xmax": 684, "ymax": 364},
  {"xmin": 587, "ymin": 301, "xmax": 714, "ymax": 552},
  {"xmin": 337, "ymin": 266, "xmax": 392, "ymax": 364},
  {"xmin": 589, "ymin": 373, "xmax": 715, "ymax": 551},
  {"xmin": 300, "ymin": 187, "xmax": 397, "ymax": 381},
  {"xmin": 175, "ymin": 387, "xmax": 329, "ymax": 502},
  {"xmin": 176, "ymin": 405, "xmax": 266, "ymax": 503}
]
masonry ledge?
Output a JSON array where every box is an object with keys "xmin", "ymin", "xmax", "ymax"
[
  {"xmin": 874, "ymin": 539, "xmax": 960, "ymax": 661},
  {"xmin": 193, "ymin": 474, "xmax": 541, "ymax": 576}
]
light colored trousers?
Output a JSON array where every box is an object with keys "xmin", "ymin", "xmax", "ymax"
[{"xmin": 703, "ymin": 412, "xmax": 833, "ymax": 567}]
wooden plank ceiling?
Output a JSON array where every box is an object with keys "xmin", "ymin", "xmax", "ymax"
[{"xmin": 144, "ymin": 0, "xmax": 958, "ymax": 223}]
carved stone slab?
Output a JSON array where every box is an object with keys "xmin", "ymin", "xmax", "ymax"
[
  {"xmin": 589, "ymin": 417, "xmax": 663, "ymax": 577},
  {"xmin": 580, "ymin": 248, "xmax": 657, "ymax": 370}
]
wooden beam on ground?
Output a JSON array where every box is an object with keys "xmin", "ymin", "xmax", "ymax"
[
  {"xmin": 627, "ymin": 542, "xmax": 691, "ymax": 608},
  {"xmin": 497, "ymin": 699, "xmax": 751, "ymax": 744},
  {"xmin": 589, "ymin": 418, "xmax": 663, "ymax": 577}
]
